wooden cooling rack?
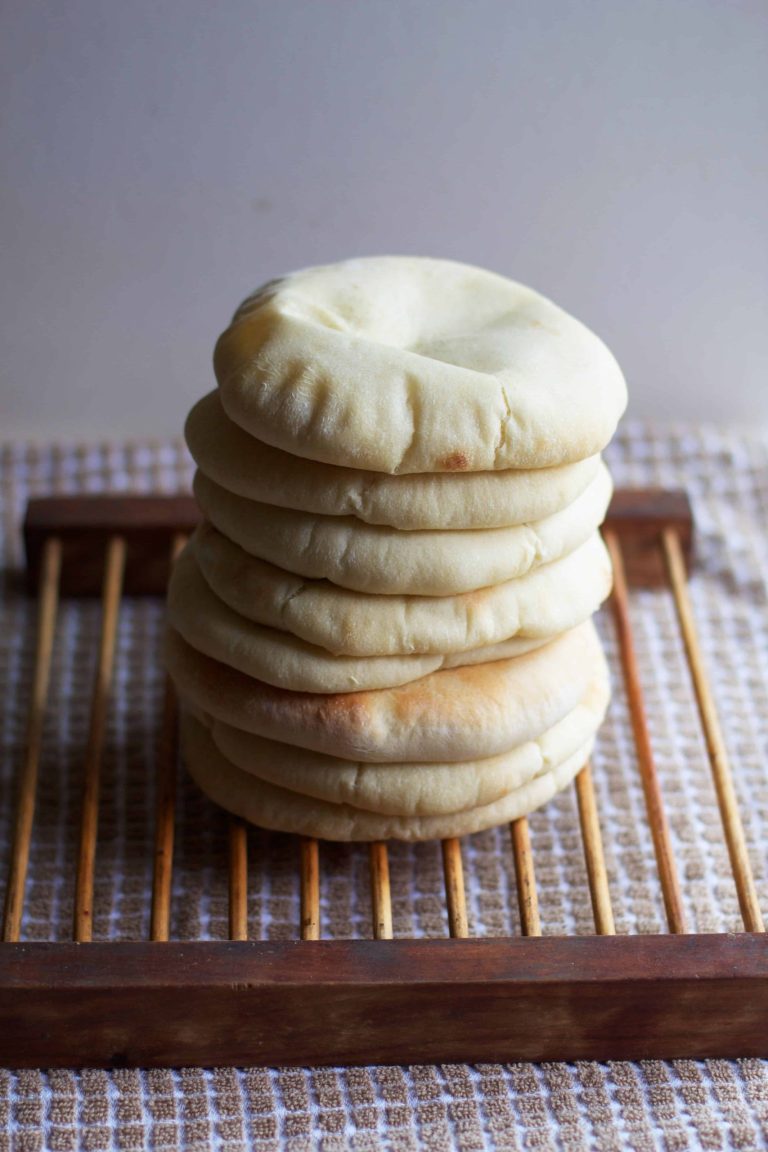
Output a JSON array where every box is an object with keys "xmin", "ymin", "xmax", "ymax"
[{"xmin": 1, "ymin": 490, "xmax": 766, "ymax": 1068}]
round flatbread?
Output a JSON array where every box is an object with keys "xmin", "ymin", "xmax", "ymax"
[
  {"xmin": 165, "ymin": 619, "xmax": 608, "ymax": 763},
  {"xmin": 168, "ymin": 545, "xmax": 548, "ymax": 693},
  {"xmin": 182, "ymin": 714, "xmax": 594, "ymax": 841},
  {"xmin": 186, "ymin": 391, "xmax": 602, "ymax": 530},
  {"xmin": 214, "ymin": 257, "xmax": 627, "ymax": 473},
  {"xmin": 193, "ymin": 462, "xmax": 613, "ymax": 596},
  {"xmin": 193, "ymin": 521, "xmax": 612, "ymax": 656},
  {"xmin": 197, "ymin": 672, "xmax": 608, "ymax": 816}
]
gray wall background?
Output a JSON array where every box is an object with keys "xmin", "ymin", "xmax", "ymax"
[{"xmin": 2, "ymin": 0, "xmax": 767, "ymax": 441}]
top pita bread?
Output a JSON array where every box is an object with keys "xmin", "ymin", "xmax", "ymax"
[
  {"xmin": 214, "ymin": 257, "xmax": 627, "ymax": 474},
  {"xmin": 186, "ymin": 391, "xmax": 602, "ymax": 530}
]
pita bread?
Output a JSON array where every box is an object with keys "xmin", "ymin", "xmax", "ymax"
[
  {"xmin": 168, "ymin": 544, "xmax": 548, "ymax": 693},
  {"xmin": 181, "ymin": 714, "xmax": 594, "ymax": 840},
  {"xmin": 165, "ymin": 619, "xmax": 608, "ymax": 762},
  {"xmin": 214, "ymin": 257, "xmax": 627, "ymax": 473},
  {"xmin": 197, "ymin": 672, "xmax": 608, "ymax": 816},
  {"xmin": 193, "ymin": 462, "xmax": 613, "ymax": 596},
  {"xmin": 193, "ymin": 521, "xmax": 612, "ymax": 656},
  {"xmin": 186, "ymin": 391, "xmax": 602, "ymax": 530}
]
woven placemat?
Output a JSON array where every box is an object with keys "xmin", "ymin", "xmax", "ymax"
[{"xmin": 1, "ymin": 424, "xmax": 767, "ymax": 1150}]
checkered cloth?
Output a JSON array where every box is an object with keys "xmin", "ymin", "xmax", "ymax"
[{"xmin": 1, "ymin": 425, "xmax": 767, "ymax": 1150}]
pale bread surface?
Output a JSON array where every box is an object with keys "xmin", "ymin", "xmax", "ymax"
[
  {"xmin": 214, "ymin": 257, "xmax": 627, "ymax": 473},
  {"xmin": 193, "ymin": 462, "xmax": 613, "ymax": 596},
  {"xmin": 165, "ymin": 620, "xmax": 607, "ymax": 762},
  {"xmin": 182, "ymin": 713, "xmax": 594, "ymax": 840},
  {"xmin": 193, "ymin": 521, "xmax": 612, "ymax": 656},
  {"xmin": 186, "ymin": 391, "xmax": 602, "ymax": 530},
  {"xmin": 168, "ymin": 545, "xmax": 548, "ymax": 693},
  {"xmin": 199, "ymin": 672, "xmax": 608, "ymax": 816}
]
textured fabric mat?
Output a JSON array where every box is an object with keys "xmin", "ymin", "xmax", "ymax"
[{"xmin": 1, "ymin": 425, "xmax": 767, "ymax": 1150}]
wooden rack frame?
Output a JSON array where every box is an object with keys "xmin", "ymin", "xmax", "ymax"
[{"xmin": 1, "ymin": 490, "xmax": 766, "ymax": 1067}]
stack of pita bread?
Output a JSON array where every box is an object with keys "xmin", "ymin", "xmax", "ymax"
[{"xmin": 167, "ymin": 257, "xmax": 627, "ymax": 840}]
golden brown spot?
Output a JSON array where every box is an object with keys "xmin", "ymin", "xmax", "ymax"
[
  {"xmin": 391, "ymin": 681, "xmax": 438, "ymax": 726},
  {"xmin": 460, "ymin": 585, "xmax": 494, "ymax": 606},
  {"xmin": 440, "ymin": 451, "xmax": 469, "ymax": 471},
  {"xmin": 312, "ymin": 690, "xmax": 373, "ymax": 733}
]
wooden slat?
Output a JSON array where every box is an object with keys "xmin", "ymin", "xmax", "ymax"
[
  {"xmin": 575, "ymin": 764, "xmax": 616, "ymax": 935},
  {"xmin": 441, "ymin": 839, "xmax": 469, "ymax": 938},
  {"xmin": 2, "ymin": 538, "xmax": 62, "ymax": 942},
  {"xmin": 73, "ymin": 536, "xmax": 126, "ymax": 943},
  {"xmin": 510, "ymin": 818, "xmax": 541, "ymax": 936},
  {"xmin": 149, "ymin": 677, "xmax": 178, "ymax": 941},
  {"xmin": 605, "ymin": 529, "xmax": 687, "ymax": 935},
  {"xmin": 663, "ymin": 528, "xmax": 764, "ymax": 933},
  {"xmin": 228, "ymin": 821, "xmax": 249, "ymax": 941},
  {"xmin": 368, "ymin": 842, "xmax": 393, "ymax": 940},
  {"xmin": 24, "ymin": 496, "xmax": 200, "ymax": 596},
  {"xmin": 602, "ymin": 488, "xmax": 694, "ymax": 587},
  {"xmin": 3, "ymin": 935, "xmax": 767, "ymax": 1066},
  {"xmin": 299, "ymin": 839, "xmax": 320, "ymax": 940},
  {"xmin": 150, "ymin": 534, "xmax": 186, "ymax": 942}
]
